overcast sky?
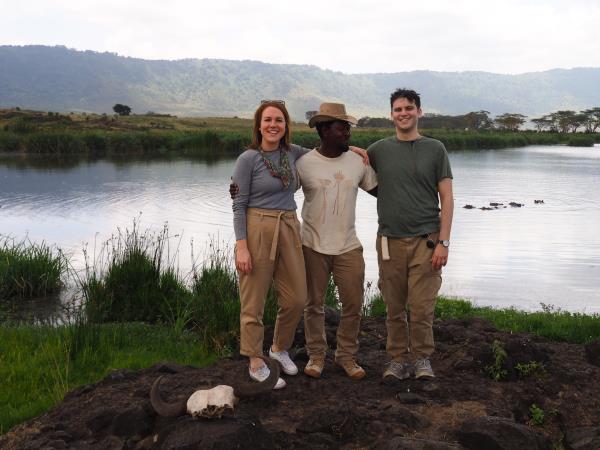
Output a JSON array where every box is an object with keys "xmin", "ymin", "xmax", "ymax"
[{"xmin": 2, "ymin": 0, "xmax": 599, "ymax": 74}]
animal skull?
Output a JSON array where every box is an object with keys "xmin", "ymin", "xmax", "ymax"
[
  {"xmin": 150, "ymin": 356, "xmax": 281, "ymax": 418},
  {"xmin": 186, "ymin": 385, "xmax": 238, "ymax": 419}
]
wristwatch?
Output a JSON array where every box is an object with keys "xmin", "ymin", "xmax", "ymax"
[{"xmin": 438, "ymin": 239, "xmax": 450, "ymax": 248}]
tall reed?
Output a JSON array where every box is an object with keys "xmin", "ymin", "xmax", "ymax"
[
  {"xmin": 0, "ymin": 236, "xmax": 65, "ymax": 299},
  {"xmin": 81, "ymin": 223, "xmax": 188, "ymax": 323},
  {"xmin": 189, "ymin": 241, "xmax": 240, "ymax": 352}
]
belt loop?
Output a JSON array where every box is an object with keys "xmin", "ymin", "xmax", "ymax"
[{"xmin": 381, "ymin": 236, "xmax": 390, "ymax": 261}]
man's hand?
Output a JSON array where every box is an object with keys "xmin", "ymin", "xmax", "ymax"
[
  {"xmin": 230, "ymin": 178, "xmax": 239, "ymax": 199},
  {"xmin": 431, "ymin": 244, "xmax": 449, "ymax": 270},
  {"xmin": 349, "ymin": 146, "xmax": 370, "ymax": 165}
]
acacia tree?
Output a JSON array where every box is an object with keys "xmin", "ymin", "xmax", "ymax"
[
  {"xmin": 305, "ymin": 111, "xmax": 317, "ymax": 121},
  {"xmin": 463, "ymin": 110, "xmax": 493, "ymax": 130},
  {"xmin": 582, "ymin": 107, "xmax": 600, "ymax": 133},
  {"xmin": 549, "ymin": 111, "xmax": 578, "ymax": 133},
  {"xmin": 113, "ymin": 104, "xmax": 132, "ymax": 116},
  {"xmin": 570, "ymin": 113, "xmax": 589, "ymax": 133},
  {"xmin": 494, "ymin": 113, "xmax": 527, "ymax": 131},
  {"xmin": 531, "ymin": 116, "xmax": 554, "ymax": 132},
  {"xmin": 357, "ymin": 117, "xmax": 393, "ymax": 128}
]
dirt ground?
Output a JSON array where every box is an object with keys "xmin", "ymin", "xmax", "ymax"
[{"xmin": 2, "ymin": 312, "xmax": 600, "ymax": 450}]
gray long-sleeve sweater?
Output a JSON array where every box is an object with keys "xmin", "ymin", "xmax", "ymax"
[{"xmin": 232, "ymin": 144, "xmax": 309, "ymax": 240}]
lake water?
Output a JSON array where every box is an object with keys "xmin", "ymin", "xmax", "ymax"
[{"xmin": 1, "ymin": 145, "xmax": 599, "ymax": 314}]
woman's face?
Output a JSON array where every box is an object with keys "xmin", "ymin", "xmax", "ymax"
[{"xmin": 260, "ymin": 106, "xmax": 286, "ymax": 150}]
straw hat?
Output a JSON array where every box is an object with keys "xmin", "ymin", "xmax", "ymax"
[{"xmin": 308, "ymin": 102, "xmax": 358, "ymax": 128}]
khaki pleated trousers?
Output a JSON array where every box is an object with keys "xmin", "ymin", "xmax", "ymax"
[
  {"xmin": 376, "ymin": 233, "xmax": 442, "ymax": 362},
  {"xmin": 239, "ymin": 207, "xmax": 306, "ymax": 357}
]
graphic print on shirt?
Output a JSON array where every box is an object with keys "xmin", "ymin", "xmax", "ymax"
[
  {"xmin": 318, "ymin": 179, "xmax": 332, "ymax": 224},
  {"xmin": 317, "ymin": 171, "xmax": 353, "ymax": 223},
  {"xmin": 332, "ymin": 171, "xmax": 345, "ymax": 215}
]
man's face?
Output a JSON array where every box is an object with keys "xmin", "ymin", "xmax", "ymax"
[
  {"xmin": 323, "ymin": 120, "xmax": 351, "ymax": 151},
  {"xmin": 390, "ymin": 97, "xmax": 422, "ymax": 132}
]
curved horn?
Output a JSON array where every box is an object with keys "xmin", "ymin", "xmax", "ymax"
[
  {"xmin": 150, "ymin": 375, "xmax": 188, "ymax": 417},
  {"xmin": 234, "ymin": 355, "xmax": 280, "ymax": 398}
]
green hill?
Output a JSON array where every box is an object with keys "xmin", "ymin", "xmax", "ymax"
[{"xmin": 1, "ymin": 45, "xmax": 599, "ymax": 120}]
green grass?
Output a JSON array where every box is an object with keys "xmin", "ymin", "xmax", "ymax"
[
  {"xmin": 434, "ymin": 297, "xmax": 600, "ymax": 344},
  {"xmin": 566, "ymin": 135, "xmax": 596, "ymax": 147},
  {"xmin": 365, "ymin": 295, "xmax": 600, "ymax": 344},
  {"xmin": 0, "ymin": 237, "xmax": 66, "ymax": 300},
  {"xmin": 0, "ymin": 321, "xmax": 214, "ymax": 434}
]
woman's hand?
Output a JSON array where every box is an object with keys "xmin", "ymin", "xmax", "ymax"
[
  {"xmin": 349, "ymin": 146, "xmax": 370, "ymax": 165},
  {"xmin": 235, "ymin": 240, "xmax": 252, "ymax": 275}
]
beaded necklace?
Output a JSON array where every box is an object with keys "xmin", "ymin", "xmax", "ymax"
[{"xmin": 259, "ymin": 147, "xmax": 292, "ymax": 188}]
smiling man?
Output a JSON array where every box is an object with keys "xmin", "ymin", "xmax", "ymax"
[
  {"xmin": 299, "ymin": 103, "xmax": 378, "ymax": 380},
  {"xmin": 367, "ymin": 88, "xmax": 454, "ymax": 381}
]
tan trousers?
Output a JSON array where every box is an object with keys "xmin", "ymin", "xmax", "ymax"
[
  {"xmin": 303, "ymin": 246, "xmax": 365, "ymax": 363},
  {"xmin": 239, "ymin": 208, "xmax": 306, "ymax": 357},
  {"xmin": 376, "ymin": 234, "xmax": 442, "ymax": 362}
]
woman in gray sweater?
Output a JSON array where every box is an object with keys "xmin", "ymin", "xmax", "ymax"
[{"xmin": 232, "ymin": 101, "xmax": 308, "ymax": 389}]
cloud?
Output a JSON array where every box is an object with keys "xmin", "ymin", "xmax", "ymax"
[{"xmin": 1, "ymin": 0, "xmax": 599, "ymax": 74}]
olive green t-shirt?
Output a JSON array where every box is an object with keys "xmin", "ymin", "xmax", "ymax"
[{"xmin": 367, "ymin": 136, "xmax": 453, "ymax": 238}]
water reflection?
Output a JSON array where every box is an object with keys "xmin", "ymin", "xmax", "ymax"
[{"xmin": 1, "ymin": 146, "xmax": 599, "ymax": 315}]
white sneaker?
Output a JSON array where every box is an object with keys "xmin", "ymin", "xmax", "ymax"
[
  {"xmin": 269, "ymin": 348, "xmax": 299, "ymax": 375},
  {"xmin": 249, "ymin": 364, "xmax": 286, "ymax": 389}
]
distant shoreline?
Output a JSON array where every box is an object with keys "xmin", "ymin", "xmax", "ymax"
[{"xmin": 1, "ymin": 109, "xmax": 598, "ymax": 156}]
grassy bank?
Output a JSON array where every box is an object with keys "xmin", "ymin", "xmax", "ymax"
[
  {"xmin": 0, "ymin": 321, "xmax": 214, "ymax": 434},
  {"xmin": 2, "ymin": 128, "xmax": 592, "ymax": 157},
  {"xmin": 2, "ymin": 295, "xmax": 599, "ymax": 434},
  {"xmin": 3, "ymin": 226, "xmax": 600, "ymax": 348},
  {"xmin": 2, "ymin": 111, "xmax": 598, "ymax": 155},
  {"xmin": 367, "ymin": 295, "xmax": 600, "ymax": 345},
  {"xmin": 434, "ymin": 298, "xmax": 600, "ymax": 344},
  {"xmin": 2, "ymin": 226, "xmax": 600, "ymax": 434},
  {"xmin": 0, "ymin": 129, "xmax": 250, "ymax": 158}
]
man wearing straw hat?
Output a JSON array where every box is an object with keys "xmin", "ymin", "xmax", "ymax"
[
  {"xmin": 367, "ymin": 88, "xmax": 454, "ymax": 381},
  {"xmin": 231, "ymin": 102, "xmax": 377, "ymax": 378},
  {"xmin": 299, "ymin": 102, "xmax": 378, "ymax": 380}
]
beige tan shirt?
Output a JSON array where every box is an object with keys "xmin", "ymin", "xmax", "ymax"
[{"xmin": 297, "ymin": 149, "xmax": 378, "ymax": 255}]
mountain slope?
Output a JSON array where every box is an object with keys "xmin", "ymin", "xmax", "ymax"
[{"xmin": 1, "ymin": 45, "xmax": 599, "ymax": 119}]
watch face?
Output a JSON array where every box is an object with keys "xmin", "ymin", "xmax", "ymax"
[{"xmin": 439, "ymin": 240, "xmax": 450, "ymax": 247}]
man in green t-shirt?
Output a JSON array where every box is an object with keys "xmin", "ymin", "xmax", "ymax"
[{"xmin": 367, "ymin": 88, "xmax": 454, "ymax": 380}]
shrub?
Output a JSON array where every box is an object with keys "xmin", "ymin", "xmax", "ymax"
[
  {"xmin": 529, "ymin": 404, "xmax": 545, "ymax": 426},
  {"xmin": 485, "ymin": 339, "xmax": 508, "ymax": 381},
  {"xmin": 25, "ymin": 132, "xmax": 84, "ymax": 154},
  {"xmin": 80, "ymin": 133, "xmax": 107, "ymax": 154},
  {"xmin": 566, "ymin": 135, "xmax": 595, "ymax": 147},
  {"xmin": 0, "ymin": 133, "xmax": 21, "ymax": 152}
]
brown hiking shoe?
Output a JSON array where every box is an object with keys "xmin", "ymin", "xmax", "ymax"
[
  {"xmin": 337, "ymin": 359, "xmax": 366, "ymax": 380},
  {"xmin": 304, "ymin": 357, "xmax": 325, "ymax": 378}
]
